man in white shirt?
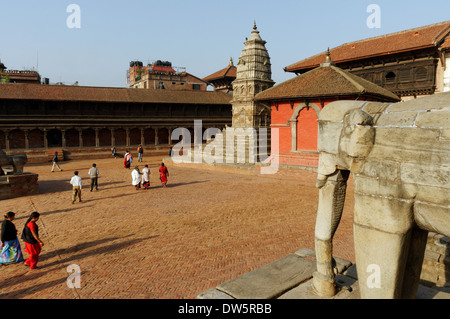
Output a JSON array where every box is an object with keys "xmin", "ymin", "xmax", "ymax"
[{"xmin": 70, "ymin": 171, "xmax": 82, "ymax": 204}]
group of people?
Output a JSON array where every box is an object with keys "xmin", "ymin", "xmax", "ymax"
[
  {"xmin": 1, "ymin": 146, "xmax": 171, "ymax": 270},
  {"xmin": 67, "ymin": 158, "xmax": 169, "ymax": 203},
  {"xmin": 122, "ymin": 146, "xmax": 169, "ymax": 189},
  {"xmin": 1, "ymin": 211, "xmax": 44, "ymax": 270},
  {"xmin": 131, "ymin": 163, "xmax": 169, "ymax": 190},
  {"xmin": 65, "ymin": 145, "xmax": 171, "ymax": 204}
]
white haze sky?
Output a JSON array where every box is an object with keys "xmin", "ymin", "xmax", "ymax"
[{"xmin": 1, "ymin": 0, "xmax": 449, "ymax": 88}]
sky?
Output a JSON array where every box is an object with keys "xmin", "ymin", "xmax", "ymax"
[{"xmin": 0, "ymin": 0, "xmax": 449, "ymax": 88}]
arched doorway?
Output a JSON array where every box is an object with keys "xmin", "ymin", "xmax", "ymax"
[
  {"xmin": 82, "ymin": 129, "xmax": 96, "ymax": 147},
  {"xmin": 47, "ymin": 129, "xmax": 62, "ymax": 148},
  {"xmin": 9, "ymin": 129, "xmax": 26, "ymax": 149},
  {"xmin": 114, "ymin": 129, "xmax": 127, "ymax": 146},
  {"xmin": 28, "ymin": 129, "xmax": 44, "ymax": 148},
  {"xmin": 296, "ymin": 107, "xmax": 319, "ymax": 151},
  {"xmin": 290, "ymin": 103, "xmax": 321, "ymax": 152},
  {"xmin": 99, "ymin": 128, "xmax": 111, "ymax": 147},
  {"xmin": 65, "ymin": 129, "xmax": 80, "ymax": 147}
]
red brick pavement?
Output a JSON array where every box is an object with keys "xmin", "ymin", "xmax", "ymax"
[{"xmin": 0, "ymin": 155, "xmax": 354, "ymax": 299}]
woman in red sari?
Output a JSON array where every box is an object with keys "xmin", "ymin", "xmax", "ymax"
[
  {"xmin": 159, "ymin": 163, "xmax": 169, "ymax": 187},
  {"xmin": 21, "ymin": 212, "xmax": 44, "ymax": 270}
]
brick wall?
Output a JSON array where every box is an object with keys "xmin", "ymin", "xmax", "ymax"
[
  {"xmin": 421, "ymin": 232, "xmax": 450, "ymax": 288},
  {"xmin": 0, "ymin": 173, "xmax": 39, "ymax": 200}
]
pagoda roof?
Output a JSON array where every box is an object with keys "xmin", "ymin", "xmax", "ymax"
[
  {"xmin": 285, "ymin": 20, "xmax": 450, "ymax": 73},
  {"xmin": 255, "ymin": 62, "xmax": 400, "ymax": 102},
  {"xmin": 203, "ymin": 63, "xmax": 237, "ymax": 82}
]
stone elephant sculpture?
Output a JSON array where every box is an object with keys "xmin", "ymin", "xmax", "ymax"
[
  {"xmin": 0, "ymin": 149, "xmax": 27, "ymax": 175},
  {"xmin": 311, "ymin": 93, "xmax": 450, "ymax": 299}
]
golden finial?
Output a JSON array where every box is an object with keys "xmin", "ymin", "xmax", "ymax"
[{"xmin": 321, "ymin": 48, "xmax": 334, "ymax": 67}]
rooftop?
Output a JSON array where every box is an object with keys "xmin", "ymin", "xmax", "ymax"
[
  {"xmin": 203, "ymin": 59, "xmax": 237, "ymax": 82},
  {"xmin": 0, "ymin": 83, "xmax": 232, "ymax": 105},
  {"xmin": 285, "ymin": 20, "xmax": 450, "ymax": 73},
  {"xmin": 256, "ymin": 58, "xmax": 400, "ymax": 102}
]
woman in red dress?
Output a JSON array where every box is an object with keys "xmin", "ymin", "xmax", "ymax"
[
  {"xmin": 21, "ymin": 212, "xmax": 44, "ymax": 270},
  {"xmin": 158, "ymin": 163, "xmax": 169, "ymax": 187}
]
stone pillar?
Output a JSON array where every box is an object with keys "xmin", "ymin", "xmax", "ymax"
[
  {"xmin": 61, "ymin": 129, "xmax": 66, "ymax": 148},
  {"xmin": 43, "ymin": 129, "xmax": 48, "ymax": 149},
  {"xmin": 4, "ymin": 130, "xmax": 10, "ymax": 151},
  {"xmin": 95, "ymin": 128, "xmax": 100, "ymax": 148},
  {"xmin": 78, "ymin": 129, "xmax": 83, "ymax": 148},
  {"xmin": 290, "ymin": 119, "xmax": 297, "ymax": 152},
  {"xmin": 140, "ymin": 128, "xmax": 145, "ymax": 146},
  {"xmin": 168, "ymin": 127, "xmax": 172, "ymax": 146},
  {"xmin": 126, "ymin": 128, "xmax": 130, "ymax": 147},
  {"xmin": 110, "ymin": 128, "xmax": 115, "ymax": 147},
  {"xmin": 24, "ymin": 129, "xmax": 29, "ymax": 150}
]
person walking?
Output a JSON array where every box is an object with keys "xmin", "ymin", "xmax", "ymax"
[
  {"xmin": 51, "ymin": 152, "xmax": 62, "ymax": 172},
  {"xmin": 88, "ymin": 163, "xmax": 99, "ymax": 192},
  {"xmin": 141, "ymin": 164, "xmax": 150, "ymax": 190},
  {"xmin": 137, "ymin": 144, "xmax": 144, "ymax": 162},
  {"xmin": 0, "ymin": 212, "xmax": 24, "ymax": 265},
  {"xmin": 159, "ymin": 162, "xmax": 169, "ymax": 187},
  {"xmin": 112, "ymin": 147, "xmax": 117, "ymax": 159},
  {"xmin": 124, "ymin": 150, "xmax": 132, "ymax": 169},
  {"xmin": 70, "ymin": 171, "xmax": 82, "ymax": 204},
  {"xmin": 21, "ymin": 212, "xmax": 44, "ymax": 270},
  {"xmin": 131, "ymin": 166, "xmax": 141, "ymax": 190}
]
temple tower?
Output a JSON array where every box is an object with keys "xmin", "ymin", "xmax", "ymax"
[{"xmin": 231, "ymin": 22, "xmax": 274, "ymax": 128}]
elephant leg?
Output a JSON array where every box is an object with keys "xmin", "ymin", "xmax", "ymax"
[
  {"xmin": 354, "ymin": 224, "xmax": 411, "ymax": 299},
  {"xmin": 401, "ymin": 227, "xmax": 428, "ymax": 299},
  {"xmin": 312, "ymin": 169, "xmax": 349, "ymax": 298}
]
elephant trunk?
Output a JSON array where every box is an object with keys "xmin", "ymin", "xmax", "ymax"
[{"xmin": 312, "ymin": 169, "xmax": 349, "ymax": 298}]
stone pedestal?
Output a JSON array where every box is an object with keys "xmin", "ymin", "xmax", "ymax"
[
  {"xmin": 0, "ymin": 173, "xmax": 39, "ymax": 200},
  {"xmin": 197, "ymin": 248, "xmax": 450, "ymax": 299}
]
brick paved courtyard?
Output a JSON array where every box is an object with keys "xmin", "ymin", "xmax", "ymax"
[{"xmin": 0, "ymin": 155, "xmax": 354, "ymax": 299}]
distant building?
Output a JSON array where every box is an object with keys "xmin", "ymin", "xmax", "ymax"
[
  {"xmin": 0, "ymin": 60, "xmax": 41, "ymax": 84},
  {"xmin": 128, "ymin": 60, "xmax": 208, "ymax": 91},
  {"xmin": 284, "ymin": 21, "xmax": 450, "ymax": 100},
  {"xmin": 0, "ymin": 83, "xmax": 231, "ymax": 162},
  {"xmin": 203, "ymin": 58, "xmax": 237, "ymax": 94}
]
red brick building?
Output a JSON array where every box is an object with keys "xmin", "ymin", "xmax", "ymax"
[
  {"xmin": 255, "ymin": 54, "xmax": 400, "ymax": 168},
  {"xmin": 128, "ymin": 60, "xmax": 208, "ymax": 91}
]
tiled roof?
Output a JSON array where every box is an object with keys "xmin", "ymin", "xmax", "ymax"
[
  {"xmin": 441, "ymin": 35, "xmax": 450, "ymax": 49},
  {"xmin": 203, "ymin": 64, "xmax": 237, "ymax": 82},
  {"xmin": 255, "ymin": 63, "xmax": 400, "ymax": 102},
  {"xmin": 0, "ymin": 83, "xmax": 232, "ymax": 105},
  {"xmin": 285, "ymin": 21, "xmax": 450, "ymax": 73}
]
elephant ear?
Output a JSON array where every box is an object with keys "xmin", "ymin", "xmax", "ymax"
[{"xmin": 340, "ymin": 109, "xmax": 375, "ymax": 158}]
